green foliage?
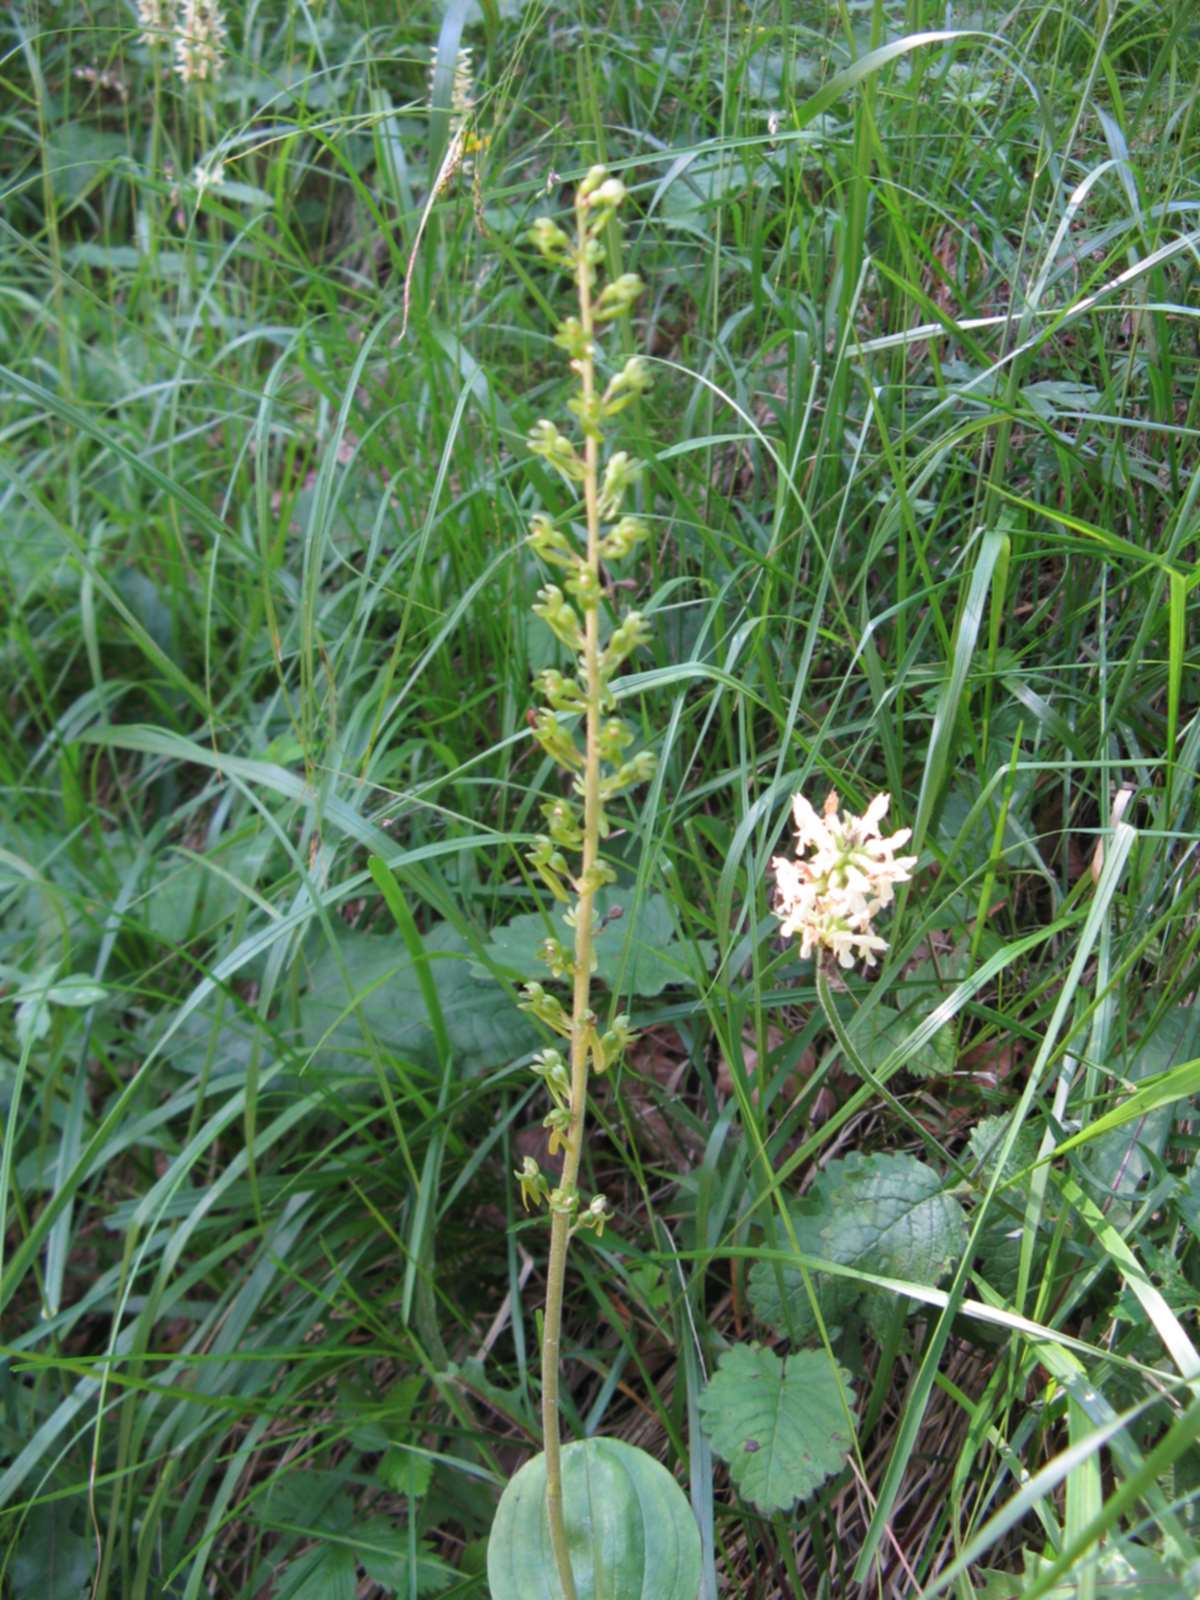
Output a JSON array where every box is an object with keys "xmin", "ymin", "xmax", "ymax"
[
  {"xmin": 299, "ymin": 923, "xmax": 540, "ymax": 1074},
  {"xmin": 258, "ymin": 1473, "xmax": 454, "ymax": 1598},
  {"xmin": 749, "ymin": 1153, "xmax": 968, "ymax": 1342},
  {"xmin": 480, "ymin": 890, "xmax": 716, "ymax": 997},
  {"xmin": 4, "ymin": 0, "xmax": 1200, "ymax": 1594},
  {"xmin": 487, "ymin": 1438, "xmax": 702, "ymax": 1600},
  {"xmin": 848, "ymin": 998, "xmax": 955, "ymax": 1080},
  {"xmin": 698, "ymin": 1345, "xmax": 857, "ymax": 1514},
  {"xmin": 7, "ymin": 1506, "xmax": 93, "ymax": 1600}
]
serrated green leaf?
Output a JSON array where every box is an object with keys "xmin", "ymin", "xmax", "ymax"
[
  {"xmin": 479, "ymin": 891, "xmax": 715, "ymax": 997},
  {"xmin": 300, "ymin": 923, "xmax": 539, "ymax": 1074},
  {"xmin": 967, "ymin": 1115, "xmax": 1061, "ymax": 1306},
  {"xmin": 967, "ymin": 1113, "xmax": 1042, "ymax": 1181},
  {"xmin": 815, "ymin": 1152, "xmax": 967, "ymax": 1283},
  {"xmin": 357, "ymin": 1521, "xmax": 455, "ymax": 1593},
  {"xmin": 848, "ymin": 1001, "xmax": 954, "ymax": 1080},
  {"xmin": 1080, "ymin": 1006, "xmax": 1198, "ymax": 1215},
  {"xmin": 750, "ymin": 1154, "xmax": 967, "ymax": 1344},
  {"xmin": 747, "ymin": 1202, "xmax": 859, "ymax": 1343},
  {"xmin": 379, "ymin": 1445, "xmax": 433, "ymax": 1498},
  {"xmin": 258, "ymin": 1470, "xmax": 353, "ymax": 1533},
  {"xmin": 275, "ymin": 1544, "xmax": 357, "ymax": 1600},
  {"xmin": 698, "ymin": 1344, "xmax": 856, "ymax": 1513}
]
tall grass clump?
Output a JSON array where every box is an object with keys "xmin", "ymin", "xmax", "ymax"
[{"xmin": 1, "ymin": 2, "xmax": 1199, "ymax": 1597}]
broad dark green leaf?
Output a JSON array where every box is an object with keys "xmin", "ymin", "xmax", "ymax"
[{"xmin": 300, "ymin": 923, "xmax": 539, "ymax": 1074}]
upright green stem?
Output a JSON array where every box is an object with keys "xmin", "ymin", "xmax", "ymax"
[{"xmin": 540, "ymin": 191, "xmax": 603, "ymax": 1600}]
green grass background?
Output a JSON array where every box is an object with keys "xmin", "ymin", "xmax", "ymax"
[{"xmin": 2, "ymin": 0, "xmax": 1199, "ymax": 1595}]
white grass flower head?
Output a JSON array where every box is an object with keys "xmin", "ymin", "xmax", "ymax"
[
  {"xmin": 137, "ymin": 0, "xmax": 175, "ymax": 49},
  {"xmin": 174, "ymin": 0, "xmax": 226, "ymax": 84},
  {"xmin": 772, "ymin": 789, "xmax": 918, "ymax": 970},
  {"xmin": 191, "ymin": 156, "xmax": 226, "ymax": 194}
]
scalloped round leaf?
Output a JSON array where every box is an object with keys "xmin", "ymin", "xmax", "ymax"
[
  {"xmin": 698, "ymin": 1344, "xmax": 856, "ymax": 1514},
  {"xmin": 815, "ymin": 1152, "xmax": 967, "ymax": 1285},
  {"xmin": 747, "ymin": 1201, "xmax": 860, "ymax": 1343},
  {"xmin": 487, "ymin": 1438, "xmax": 701, "ymax": 1600}
]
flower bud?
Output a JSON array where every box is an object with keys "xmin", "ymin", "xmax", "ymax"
[
  {"xmin": 530, "ymin": 707, "xmax": 585, "ymax": 770},
  {"xmin": 529, "ymin": 215, "xmax": 573, "ymax": 266},
  {"xmin": 531, "ymin": 584, "xmax": 585, "ymax": 653},
  {"xmin": 535, "ymin": 670, "xmax": 588, "ymax": 714},
  {"xmin": 554, "ymin": 317, "xmax": 593, "ymax": 360},
  {"xmin": 527, "ymin": 514, "xmax": 576, "ymax": 568},
  {"xmin": 599, "ymin": 611, "xmax": 652, "ymax": 675},
  {"xmin": 527, "ymin": 419, "xmax": 585, "ymax": 482},
  {"xmin": 527, "ymin": 836, "xmax": 571, "ymax": 902},
  {"xmin": 601, "ymin": 355, "xmax": 652, "ymax": 418},
  {"xmin": 541, "ymin": 796, "xmax": 584, "ymax": 847},
  {"xmin": 597, "ymin": 717, "xmax": 633, "ymax": 761},
  {"xmin": 531, "ymin": 1048, "xmax": 571, "ymax": 1104},
  {"xmin": 597, "ymin": 451, "xmax": 641, "ymax": 519},
  {"xmin": 600, "ymin": 516, "xmax": 649, "ymax": 561},
  {"xmin": 595, "ymin": 273, "xmax": 645, "ymax": 322}
]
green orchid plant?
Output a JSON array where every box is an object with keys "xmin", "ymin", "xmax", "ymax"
[{"xmin": 486, "ymin": 167, "xmax": 702, "ymax": 1600}]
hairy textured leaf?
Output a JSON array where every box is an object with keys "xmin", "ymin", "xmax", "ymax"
[
  {"xmin": 480, "ymin": 890, "xmax": 715, "ymax": 997},
  {"xmin": 749, "ymin": 1153, "xmax": 966, "ymax": 1342},
  {"xmin": 816, "ymin": 1152, "xmax": 967, "ymax": 1282},
  {"xmin": 968, "ymin": 1114, "xmax": 1057, "ymax": 1306},
  {"xmin": 747, "ymin": 1200, "xmax": 858, "ymax": 1343},
  {"xmin": 300, "ymin": 923, "xmax": 539, "ymax": 1075},
  {"xmin": 356, "ymin": 1522, "xmax": 455, "ymax": 1593},
  {"xmin": 1081, "ymin": 1005, "xmax": 1197, "ymax": 1214},
  {"xmin": 848, "ymin": 1000, "xmax": 955, "ymax": 1080},
  {"xmin": 698, "ymin": 1345, "xmax": 856, "ymax": 1513}
]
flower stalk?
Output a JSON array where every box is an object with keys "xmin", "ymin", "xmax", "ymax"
[{"xmin": 516, "ymin": 167, "xmax": 653, "ymax": 1600}]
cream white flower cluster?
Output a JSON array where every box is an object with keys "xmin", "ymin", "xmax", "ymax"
[
  {"xmin": 772, "ymin": 790, "xmax": 918, "ymax": 969},
  {"xmin": 136, "ymin": 0, "xmax": 174, "ymax": 49},
  {"xmin": 173, "ymin": 1, "xmax": 226, "ymax": 83}
]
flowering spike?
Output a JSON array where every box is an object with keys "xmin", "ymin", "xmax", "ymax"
[
  {"xmin": 173, "ymin": 0, "xmax": 226, "ymax": 83},
  {"xmin": 517, "ymin": 162, "xmax": 661, "ymax": 1594}
]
